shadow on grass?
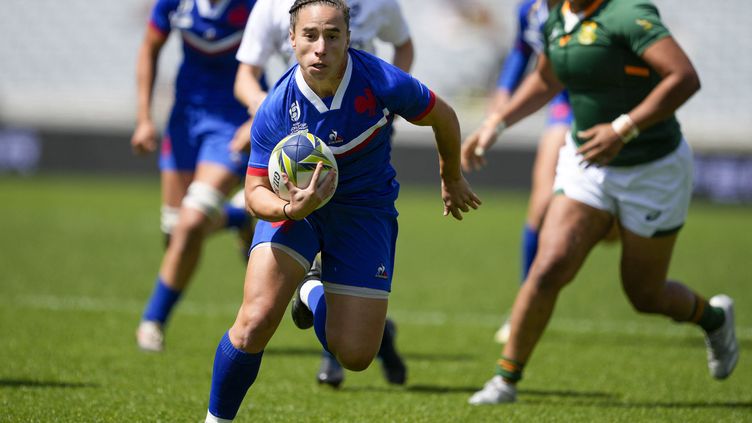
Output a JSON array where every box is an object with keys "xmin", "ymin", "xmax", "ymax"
[
  {"xmin": 345, "ymin": 385, "xmax": 619, "ymax": 397},
  {"xmin": 264, "ymin": 347, "xmax": 474, "ymax": 362},
  {"xmin": 263, "ymin": 346, "xmax": 322, "ymax": 357},
  {"xmin": 521, "ymin": 389, "xmax": 752, "ymax": 409},
  {"xmin": 525, "ymin": 397, "xmax": 752, "ymax": 410},
  {"xmin": 0, "ymin": 379, "xmax": 98, "ymax": 389},
  {"xmin": 601, "ymin": 400, "xmax": 752, "ymax": 410},
  {"xmin": 546, "ymin": 332, "xmax": 752, "ymax": 352}
]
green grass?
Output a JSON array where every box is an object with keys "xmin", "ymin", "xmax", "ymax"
[{"xmin": 1, "ymin": 175, "xmax": 750, "ymax": 422}]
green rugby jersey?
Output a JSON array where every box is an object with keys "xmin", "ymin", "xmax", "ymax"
[{"xmin": 544, "ymin": 0, "xmax": 682, "ymax": 166}]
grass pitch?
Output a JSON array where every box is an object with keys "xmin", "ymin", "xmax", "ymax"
[{"xmin": 0, "ymin": 175, "xmax": 750, "ymax": 422}]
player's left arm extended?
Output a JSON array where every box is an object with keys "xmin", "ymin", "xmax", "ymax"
[{"xmin": 412, "ymin": 95, "xmax": 482, "ymax": 220}]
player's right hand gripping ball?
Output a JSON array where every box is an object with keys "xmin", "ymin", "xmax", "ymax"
[{"xmin": 268, "ymin": 131, "xmax": 338, "ymax": 208}]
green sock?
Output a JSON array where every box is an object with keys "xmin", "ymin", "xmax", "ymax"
[
  {"xmin": 698, "ymin": 303, "xmax": 726, "ymax": 333},
  {"xmin": 495, "ymin": 356, "xmax": 524, "ymax": 383}
]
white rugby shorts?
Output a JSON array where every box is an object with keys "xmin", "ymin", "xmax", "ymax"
[{"xmin": 553, "ymin": 133, "xmax": 693, "ymax": 238}]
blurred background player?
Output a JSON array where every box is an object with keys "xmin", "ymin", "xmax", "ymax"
[
  {"xmin": 486, "ymin": 0, "xmax": 573, "ymax": 344},
  {"xmin": 462, "ymin": 0, "xmax": 738, "ymax": 405},
  {"xmin": 131, "ymin": 0, "xmax": 258, "ymax": 352},
  {"xmin": 204, "ymin": 1, "xmax": 480, "ymax": 420},
  {"xmin": 231, "ymin": 0, "xmax": 414, "ymax": 387}
]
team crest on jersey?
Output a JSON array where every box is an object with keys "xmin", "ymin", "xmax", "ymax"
[
  {"xmin": 289, "ymin": 101, "xmax": 301, "ymax": 122},
  {"xmin": 329, "ymin": 130, "xmax": 344, "ymax": 144},
  {"xmin": 577, "ymin": 22, "xmax": 598, "ymax": 45},
  {"xmin": 355, "ymin": 88, "xmax": 377, "ymax": 116},
  {"xmin": 635, "ymin": 19, "xmax": 653, "ymax": 31},
  {"xmin": 171, "ymin": 0, "xmax": 194, "ymax": 28}
]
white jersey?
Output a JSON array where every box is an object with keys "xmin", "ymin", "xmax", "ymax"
[{"xmin": 236, "ymin": 0, "xmax": 410, "ymax": 67}]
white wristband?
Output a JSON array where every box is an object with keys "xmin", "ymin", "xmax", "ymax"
[
  {"xmin": 495, "ymin": 120, "xmax": 508, "ymax": 136},
  {"xmin": 474, "ymin": 119, "xmax": 507, "ymax": 157},
  {"xmin": 611, "ymin": 114, "xmax": 639, "ymax": 144}
]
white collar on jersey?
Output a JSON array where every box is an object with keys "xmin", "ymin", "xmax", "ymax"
[
  {"xmin": 294, "ymin": 53, "xmax": 353, "ymax": 114},
  {"xmin": 196, "ymin": 0, "xmax": 232, "ymax": 19}
]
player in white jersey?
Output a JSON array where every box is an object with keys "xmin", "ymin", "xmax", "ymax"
[{"xmin": 231, "ymin": 0, "xmax": 414, "ymax": 388}]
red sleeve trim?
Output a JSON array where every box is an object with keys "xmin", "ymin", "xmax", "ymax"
[
  {"xmin": 246, "ymin": 166, "xmax": 268, "ymax": 177},
  {"xmin": 148, "ymin": 20, "xmax": 170, "ymax": 38},
  {"xmin": 408, "ymin": 89, "xmax": 436, "ymax": 123}
]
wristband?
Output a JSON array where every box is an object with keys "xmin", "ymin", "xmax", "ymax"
[
  {"xmin": 283, "ymin": 202, "xmax": 295, "ymax": 221},
  {"xmin": 611, "ymin": 114, "xmax": 639, "ymax": 144},
  {"xmin": 474, "ymin": 118, "xmax": 507, "ymax": 157},
  {"xmin": 495, "ymin": 119, "xmax": 508, "ymax": 136}
]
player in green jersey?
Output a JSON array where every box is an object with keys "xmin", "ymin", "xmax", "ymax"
[{"xmin": 462, "ymin": 0, "xmax": 739, "ymax": 404}]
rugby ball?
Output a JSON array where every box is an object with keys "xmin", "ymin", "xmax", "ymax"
[{"xmin": 268, "ymin": 131, "xmax": 338, "ymax": 208}]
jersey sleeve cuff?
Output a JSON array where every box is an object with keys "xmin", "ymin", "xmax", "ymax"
[
  {"xmin": 246, "ymin": 166, "xmax": 268, "ymax": 177},
  {"xmin": 407, "ymin": 89, "xmax": 436, "ymax": 122}
]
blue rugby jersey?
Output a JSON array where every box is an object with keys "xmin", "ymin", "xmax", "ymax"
[
  {"xmin": 247, "ymin": 49, "xmax": 435, "ymax": 207},
  {"xmin": 150, "ymin": 0, "xmax": 256, "ymax": 106},
  {"xmin": 496, "ymin": 0, "xmax": 549, "ymax": 92}
]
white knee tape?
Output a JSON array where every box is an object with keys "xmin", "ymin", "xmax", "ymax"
[
  {"xmin": 160, "ymin": 205, "xmax": 180, "ymax": 235},
  {"xmin": 182, "ymin": 181, "xmax": 224, "ymax": 219}
]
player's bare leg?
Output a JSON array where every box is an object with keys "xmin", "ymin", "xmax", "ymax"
[
  {"xmin": 138, "ymin": 164, "xmax": 242, "ymax": 352},
  {"xmin": 206, "ymin": 247, "xmax": 304, "ymax": 421},
  {"xmin": 619, "ymin": 228, "xmax": 738, "ymax": 379},
  {"xmin": 471, "ymin": 196, "xmax": 612, "ymax": 404},
  {"xmin": 496, "ymin": 125, "xmax": 566, "ymax": 344}
]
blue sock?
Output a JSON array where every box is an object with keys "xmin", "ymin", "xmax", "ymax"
[
  {"xmin": 521, "ymin": 224, "xmax": 539, "ymax": 284},
  {"xmin": 208, "ymin": 332, "xmax": 263, "ymax": 420},
  {"xmin": 224, "ymin": 204, "xmax": 249, "ymax": 230},
  {"xmin": 306, "ymin": 284, "xmax": 329, "ymax": 352},
  {"xmin": 141, "ymin": 277, "xmax": 182, "ymax": 324}
]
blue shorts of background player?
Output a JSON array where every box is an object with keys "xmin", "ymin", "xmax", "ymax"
[
  {"xmin": 160, "ymin": 102, "xmax": 250, "ymax": 176},
  {"xmin": 545, "ymin": 91, "xmax": 573, "ymax": 128}
]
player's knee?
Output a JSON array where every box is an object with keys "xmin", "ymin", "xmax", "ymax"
[
  {"xmin": 336, "ymin": 351, "xmax": 375, "ymax": 372},
  {"xmin": 175, "ymin": 210, "xmax": 210, "ymax": 240},
  {"xmin": 327, "ymin": 335, "xmax": 377, "ymax": 371},
  {"xmin": 232, "ymin": 309, "xmax": 276, "ymax": 353},
  {"xmin": 528, "ymin": 251, "xmax": 574, "ymax": 293},
  {"xmin": 182, "ymin": 181, "xmax": 224, "ymax": 223}
]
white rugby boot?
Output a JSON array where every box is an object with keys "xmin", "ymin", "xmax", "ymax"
[
  {"xmin": 705, "ymin": 294, "xmax": 739, "ymax": 379},
  {"xmin": 468, "ymin": 375, "xmax": 517, "ymax": 405},
  {"xmin": 137, "ymin": 320, "xmax": 165, "ymax": 352}
]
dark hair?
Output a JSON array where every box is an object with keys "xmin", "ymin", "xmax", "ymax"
[{"xmin": 289, "ymin": 0, "xmax": 350, "ymax": 32}]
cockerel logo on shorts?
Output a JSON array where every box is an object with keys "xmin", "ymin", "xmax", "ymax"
[{"xmin": 375, "ymin": 263, "xmax": 389, "ymax": 279}]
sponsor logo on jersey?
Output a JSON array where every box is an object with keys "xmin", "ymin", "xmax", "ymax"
[
  {"xmin": 375, "ymin": 263, "xmax": 389, "ymax": 279},
  {"xmin": 329, "ymin": 130, "xmax": 345, "ymax": 144},
  {"xmin": 355, "ymin": 88, "xmax": 377, "ymax": 116},
  {"xmin": 577, "ymin": 22, "xmax": 598, "ymax": 45},
  {"xmin": 289, "ymin": 101, "xmax": 301, "ymax": 122}
]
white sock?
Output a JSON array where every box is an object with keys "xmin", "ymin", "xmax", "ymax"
[
  {"xmin": 299, "ymin": 278, "xmax": 322, "ymax": 308},
  {"xmin": 205, "ymin": 410, "xmax": 233, "ymax": 423}
]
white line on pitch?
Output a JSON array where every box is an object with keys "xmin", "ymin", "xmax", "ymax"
[{"xmin": 5, "ymin": 294, "xmax": 751, "ymax": 339}]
